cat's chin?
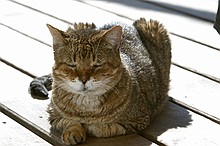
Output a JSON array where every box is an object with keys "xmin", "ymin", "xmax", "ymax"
[{"xmin": 73, "ymin": 88, "xmax": 107, "ymax": 97}]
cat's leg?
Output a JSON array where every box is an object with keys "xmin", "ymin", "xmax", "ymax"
[
  {"xmin": 62, "ymin": 123, "xmax": 86, "ymax": 145},
  {"xmin": 87, "ymin": 123, "xmax": 128, "ymax": 138},
  {"xmin": 28, "ymin": 74, "xmax": 52, "ymax": 99},
  {"xmin": 52, "ymin": 120, "xmax": 86, "ymax": 145},
  {"xmin": 48, "ymin": 107, "xmax": 86, "ymax": 145},
  {"xmin": 49, "ymin": 116, "xmax": 86, "ymax": 145}
]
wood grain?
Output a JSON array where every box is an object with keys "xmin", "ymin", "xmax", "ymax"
[{"xmin": 0, "ymin": 112, "xmax": 51, "ymax": 146}]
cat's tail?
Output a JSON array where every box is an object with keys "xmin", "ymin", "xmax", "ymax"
[
  {"xmin": 133, "ymin": 18, "xmax": 172, "ymax": 109},
  {"xmin": 133, "ymin": 18, "xmax": 171, "ymax": 74}
]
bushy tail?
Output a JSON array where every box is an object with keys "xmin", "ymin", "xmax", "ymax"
[{"xmin": 133, "ymin": 18, "xmax": 172, "ymax": 110}]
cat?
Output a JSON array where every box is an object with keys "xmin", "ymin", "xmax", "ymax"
[{"xmin": 29, "ymin": 18, "xmax": 171, "ymax": 145}]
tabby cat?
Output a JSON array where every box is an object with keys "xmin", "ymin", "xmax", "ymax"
[{"xmin": 29, "ymin": 18, "xmax": 171, "ymax": 145}]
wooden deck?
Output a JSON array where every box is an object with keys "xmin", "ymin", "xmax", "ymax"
[{"xmin": 0, "ymin": 0, "xmax": 220, "ymax": 145}]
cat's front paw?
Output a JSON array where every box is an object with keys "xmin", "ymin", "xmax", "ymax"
[{"xmin": 62, "ymin": 125, "xmax": 86, "ymax": 145}]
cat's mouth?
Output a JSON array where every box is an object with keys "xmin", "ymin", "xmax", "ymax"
[
  {"xmin": 81, "ymin": 86, "xmax": 90, "ymax": 92},
  {"xmin": 77, "ymin": 84, "xmax": 94, "ymax": 94}
]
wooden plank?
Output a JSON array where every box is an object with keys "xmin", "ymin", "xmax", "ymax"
[
  {"xmin": 0, "ymin": 112, "xmax": 51, "ymax": 146},
  {"xmin": 141, "ymin": 0, "xmax": 218, "ymax": 22},
  {"xmin": 0, "ymin": 62, "xmax": 51, "ymax": 131},
  {"xmin": 171, "ymin": 35, "xmax": 220, "ymax": 79},
  {"xmin": 169, "ymin": 65, "xmax": 220, "ymax": 119},
  {"xmin": 0, "ymin": 103, "xmax": 66, "ymax": 146},
  {"xmin": 142, "ymin": 102, "xmax": 220, "ymax": 146},
  {"xmin": 0, "ymin": 0, "xmax": 70, "ymax": 44},
  {"xmin": 81, "ymin": 134, "xmax": 157, "ymax": 146},
  {"xmin": 0, "ymin": 25, "xmax": 53, "ymax": 76}
]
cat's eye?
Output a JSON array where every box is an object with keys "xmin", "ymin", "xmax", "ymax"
[
  {"xmin": 92, "ymin": 64, "xmax": 102, "ymax": 70},
  {"xmin": 66, "ymin": 64, "xmax": 77, "ymax": 69}
]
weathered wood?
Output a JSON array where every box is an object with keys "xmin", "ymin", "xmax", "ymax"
[
  {"xmin": 169, "ymin": 65, "xmax": 220, "ymax": 118},
  {"xmin": 81, "ymin": 134, "xmax": 157, "ymax": 146},
  {"xmin": 0, "ymin": 25, "xmax": 53, "ymax": 76},
  {"xmin": 169, "ymin": 97, "xmax": 220, "ymax": 125},
  {"xmin": 141, "ymin": 0, "xmax": 217, "ymax": 22},
  {"xmin": 171, "ymin": 35, "xmax": 220, "ymax": 79},
  {"xmin": 142, "ymin": 102, "xmax": 220, "ymax": 146},
  {"xmin": 0, "ymin": 103, "xmax": 66, "ymax": 146},
  {"xmin": 172, "ymin": 62, "xmax": 220, "ymax": 84},
  {"xmin": 0, "ymin": 57, "xmax": 37, "ymax": 78},
  {"xmin": 0, "ymin": 62, "xmax": 51, "ymax": 131},
  {"xmin": 0, "ymin": 112, "xmax": 51, "ymax": 146}
]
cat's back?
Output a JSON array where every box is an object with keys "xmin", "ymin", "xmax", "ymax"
[{"xmin": 105, "ymin": 20, "xmax": 171, "ymax": 116}]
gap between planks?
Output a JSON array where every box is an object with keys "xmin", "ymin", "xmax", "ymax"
[
  {"xmin": 0, "ymin": 103, "xmax": 67, "ymax": 146},
  {"xmin": 138, "ymin": 0, "xmax": 214, "ymax": 23}
]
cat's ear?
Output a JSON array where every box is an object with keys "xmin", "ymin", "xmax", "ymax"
[
  {"xmin": 47, "ymin": 24, "xmax": 67, "ymax": 47},
  {"xmin": 103, "ymin": 26, "xmax": 122, "ymax": 48}
]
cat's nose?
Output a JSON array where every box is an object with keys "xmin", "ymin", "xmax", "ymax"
[
  {"xmin": 82, "ymin": 80, "xmax": 87, "ymax": 85},
  {"xmin": 80, "ymin": 76, "xmax": 89, "ymax": 85}
]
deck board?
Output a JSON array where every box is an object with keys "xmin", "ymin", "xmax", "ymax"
[
  {"xmin": 0, "ymin": 25, "xmax": 53, "ymax": 76},
  {"xmin": 142, "ymin": 102, "xmax": 220, "ymax": 146},
  {"xmin": 170, "ymin": 65, "xmax": 220, "ymax": 119},
  {"xmin": 0, "ymin": 62, "xmax": 51, "ymax": 131},
  {"xmin": 0, "ymin": 112, "xmax": 51, "ymax": 146},
  {"xmin": 141, "ymin": 0, "xmax": 218, "ymax": 22},
  {"xmin": 171, "ymin": 35, "xmax": 220, "ymax": 79}
]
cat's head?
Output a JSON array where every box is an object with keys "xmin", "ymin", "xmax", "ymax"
[{"xmin": 47, "ymin": 23, "xmax": 123, "ymax": 96}]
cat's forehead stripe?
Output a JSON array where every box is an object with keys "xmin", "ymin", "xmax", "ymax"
[
  {"xmin": 72, "ymin": 41, "xmax": 95, "ymax": 61},
  {"xmin": 68, "ymin": 30, "xmax": 99, "ymax": 61}
]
